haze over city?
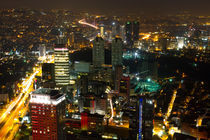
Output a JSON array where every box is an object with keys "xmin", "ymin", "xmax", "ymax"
[{"xmin": 1, "ymin": 0, "xmax": 210, "ymax": 15}]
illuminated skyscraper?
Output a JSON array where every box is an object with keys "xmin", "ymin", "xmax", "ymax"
[
  {"xmin": 93, "ymin": 36, "xmax": 105, "ymax": 67},
  {"xmin": 30, "ymin": 88, "xmax": 65, "ymax": 140},
  {"xmin": 54, "ymin": 33, "xmax": 70, "ymax": 86},
  {"xmin": 112, "ymin": 37, "xmax": 123, "ymax": 66},
  {"xmin": 99, "ymin": 24, "xmax": 105, "ymax": 38}
]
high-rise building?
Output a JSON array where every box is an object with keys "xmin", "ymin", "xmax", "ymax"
[
  {"xmin": 114, "ymin": 65, "xmax": 123, "ymax": 91},
  {"xmin": 120, "ymin": 25, "xmax": 126, "ymax": 42},
  {"xmin": 159, "ymin": 38, "xmax": 169, "ymax": 52},
  {"xmin": 39, "ymin": 44, "xmax": 46, "ymax": 57},
  {"xmin": 93, "ymin": 37, "xmax": 105, "ymax": 67},
  {"xmin": 99, "ymin": 24, "xmax": 105, "ymax": 38},
  {"xmin": 129, "ymin": 96, "xmax": 154, "ymax": 140},
  {"xmin": 138, "ymin": 98, "xmax": 154, "ymax": 140},
  {"xmin": 30, "ymin": 88, "xmax": 66, "ymax": 140},
  {"xmin": 54, "ymin": 34, "xmax": 70, "ymax": 86},
  {"xmin": 119, "ymin": 76, "xmax": 130, "ymax": 100},
  {"xmin": 133, "ymin": 21, "xmax": 139, "ymax": 41},
  {"xmin": 112, "ymin": 21, "xmax": 117, "ymax": 38},
  {"xmin": 125, "ymin": 21, "xmax": 140, "ymax": 47},
  {"xmin": 112, "ymin": 37, "xmax": 123, "ymax": 67},
  {"xmin": 42, "ymin": 63, "xmax": 55, "ymax": 83},
  {"xmin": 125, "ymin": 21, "xmax": 133, "ymax": 47}
]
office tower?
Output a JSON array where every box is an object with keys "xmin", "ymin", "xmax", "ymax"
[
  {"xmin": 112, "ymin": 21, "xmax": 117, "ymax": 38},
  {"xmin": 99, "ymin": 24, "xmax": 105, "ymax": 38},
  {"xmin": 39, "ymin": 44, "xmax": 46, "ymax": 57},
  {"xmin": 112, "ymin": 37, "xmax": 123, "ymax": 67},
  {"xmin": 138, "ymin": 98, "xmax": 154, "ymax": 140},
  {"xmin": 54, "ymin": 34, "xmax": 70, "ymax": 86},
  {"xmin": 119, "ymin": 76, "xmax": 130, "ymax": 99},
  {"xmin": 120, "ymin": 25, "xmax": 126, "ymax": 42},
  {"xmin": 42, "ymin": 63, "xmax": 55, "ymax": 82},
  {"xmin": 129, "ymin": 97, "xmax": 154, "ymax": 140},
  {"xmin": 177, "ymin": 37, "xmax": 185, "ymax": 49},
  {"xmin": 30, "ymin": 88, "xmax": 66, "ymax": 140},
  {"xmin": 125, "ymin": 21, "xmax": 133, "ymax": 47},
  {"xmin": 77, "ymin": 75, "xmax": 88, "ymax": 94},
  {"xmin": 114, "ymin": 65, "xmax": 123, "ymax": 91},
  {"xmin": 159, "ymin": 38, "xmax": 169, "ymax": 52},
  {"xmin": 93, "ymin": 37, "xmax": 105, "ymax": 67},
  {"xmin": 133, "ymin": 21, "xmax": 139, "ymax": 41}
]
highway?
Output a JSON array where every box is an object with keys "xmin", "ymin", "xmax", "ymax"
[
  {"xmin": 78, "ymin": 19, "xmax": 99, "ymax": 29},
  {"xmin": 0, "ymin": 67, "xmax": 39, "ymax": 139},
  {"xmin": 0, "ymin": 55, "xmax": 53, "ymax": 140}
]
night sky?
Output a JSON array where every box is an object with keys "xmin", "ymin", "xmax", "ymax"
[{"xmin": 0, "ymin": 0, "xmax": 210, "ymax": 15}]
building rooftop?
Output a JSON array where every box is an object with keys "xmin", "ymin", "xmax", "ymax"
[{"xmin": 31, "ymin": 88, "xmax": 65, "ymax": 105}]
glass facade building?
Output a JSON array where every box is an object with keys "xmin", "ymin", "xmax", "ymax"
[{"xmin": 54, "ymin": 36, "xmax": 70, "ymax": 86}]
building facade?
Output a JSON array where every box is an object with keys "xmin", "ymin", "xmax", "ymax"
[
  {"xmin": 133, "ymin": 21, "xmax": 139, "ymax": 41},
  {"xmin": 54, "ymin": 35, "xmax": 70, "ymax": 86},
  {"xmin": 112, "ymin": 37, "xmax": 123, "ymax": 67},
  {"xmin": 30, "ymin": 88, "xmax": 66, "ymax": 140},
  {"xmin": 125, "ymin": 21, "xmax": 140, "ymax": 47},
  {"xmin": 125, "ymin": 21, "xmax": 133, "ymax": 47},
  {"xmin": 93, "ymin": 37, "xmax": 105, "ymax": 67}
]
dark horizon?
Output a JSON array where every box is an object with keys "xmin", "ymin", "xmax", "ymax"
[{"xmin": 0, "ymin": 0, "xmax": 210, "ymax": 16}]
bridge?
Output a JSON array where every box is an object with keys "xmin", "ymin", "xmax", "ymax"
[{"xmin": 78, "ymin": 19, "xmax": 99, "ymax": 29}]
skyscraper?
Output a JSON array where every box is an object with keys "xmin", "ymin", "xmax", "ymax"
[
  {"xmin": 54, "ymin": 34, "xmax": 70, "ymax": 86},
  {"xmin": 42, "ymin": 63, "xmax": 55, "ymax": 83},
  {"xmin": 125, "ymin": 21, "xmax": 133, "ymax": 47},
  {"xmin": 99, "ymin": 24, "xmax": 105, "ymax": 38},
  {"xmin": 129, "ymin": 96, "xmax": 154, "ymax": 140},
  {"xmin": 133, "ymin": 21, "xmax": 139, "ymax": 41},
  {"xmin": 120, "ymin": 25, "xmax": 126, "ymax": 42},
  {"xmin": 30, "ymin": 88, "xmax": 66, "ymax": 140},
  {"xmin": 125, "ymin": 21, "xmax": 140, "ymax": 47},
  {"xmin": 119, "ymin": 76, "xmax": 130, "ymax": 99},
  {"xmin": 138, "ymin": 97, "xmax": 154, "ymax": 140},
  {"xmin": 112, "ymin": 37, "xmax": 123, "ymax": 66},
  {"xmin": 93, "ymin": 36, "xmax": 105, "ymax": 67},
  {"xmin": 112, "ymin": 21, "xmax": 117, "ymax": 38},
  {"xmin": 39, "ymin": 44, "xmax": 46, "ymax": 57}
]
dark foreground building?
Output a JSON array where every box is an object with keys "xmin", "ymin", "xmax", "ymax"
[
  {"xmin": 129, "ymin": 96, "xmax": 154, "ymax": 140},
  {"xmin": 30, "ymin": 88, "xmax": 66, "ymax": 140}
]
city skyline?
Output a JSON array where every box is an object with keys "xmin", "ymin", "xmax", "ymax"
[{"xmin": 0, "ymin": 6, "xmax": 209, "ymax": 140}]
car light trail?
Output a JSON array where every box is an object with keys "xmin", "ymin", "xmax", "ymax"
[
  {"xmin": 0, "ymin": 55, "xmax": 54, "ymax": 139},
  {"xmin": 109, "ymin": 98, "xmax": 114, "ymax": 122},
  {"xmin": 78, "ymin": 19, "xmax": 99, "ymax": 29}
]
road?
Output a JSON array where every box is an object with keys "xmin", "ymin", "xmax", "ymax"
[
  {"xmin": 0, "ymin": 55, "xmax": 53, "ymax": 140},
  {"xmin": 0, "ymin": 67, "xmax": 39, "ymax": 139},
  {"xmin": 78, "ymin": 19, "xmax": 99, "ymax": 29}
]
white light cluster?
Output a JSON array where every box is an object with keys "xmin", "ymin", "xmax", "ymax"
[{"xmin": 30, "ymin": 93, "xmax": 65, "ymax": 105}]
